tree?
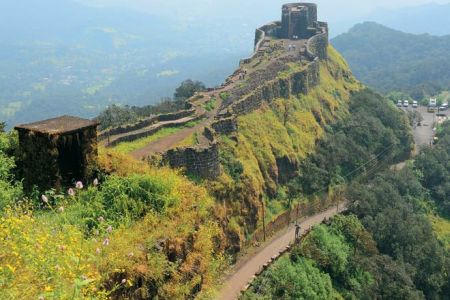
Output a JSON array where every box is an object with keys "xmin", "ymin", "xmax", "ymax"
[
  {"xmin": 242, "ymin": 256, "xmax": 334, "ymax": 300},
  {"xmin": 174, "ymin": 79, "xmax": 206, "ymax": 100}
]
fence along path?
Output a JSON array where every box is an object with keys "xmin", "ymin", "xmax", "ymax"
[{"xmin": 218, "ymin": 203, "xmax": 346, "ymax": 300}]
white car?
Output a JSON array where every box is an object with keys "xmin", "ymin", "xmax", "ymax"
[
  {"xmin": 403, "ymin": 100, "xmax": 409, "ymax": 107},
  {"xmin": 397, "ymin": 100, "xmax": 403, "ymax": 107},
  {"xmin": 412, "ymin": 101, "xmax": 418, "ymax": 108}
]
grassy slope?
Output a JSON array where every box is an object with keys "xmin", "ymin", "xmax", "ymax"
[
  {"xmin": 1, "ymin": 149, "xmax": 225, "ymax": 299},
  {"xmin": 208, "ymin": 46, "xmax": 360, "ymax": 243},
  {"xmin": 1, "ymin": 46, "xmax": 362, "ymax": 299},
  {"xmin": 222, "ymin": 46, "xmax": 360, "ymax": 196}
]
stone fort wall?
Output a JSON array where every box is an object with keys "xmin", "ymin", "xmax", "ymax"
[
  {"xmin": 163, "ymin": 20, "xmax": 328, "ymax": 179},
  {"xmin": 98, "ymin": 103, "xmax": 195, "ymax": 141},
  {"xmin": 162, "ymin": 127, "xmax": 220, "ymax": 179}
]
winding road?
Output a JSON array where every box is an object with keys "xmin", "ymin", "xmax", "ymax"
[
  {"xmin": 217, "ymin": 204, "xmax": 346, "ymax": 300},
  {"xmin": 217, "ymin": 106, "xmax": 449, "ymax": 300}
]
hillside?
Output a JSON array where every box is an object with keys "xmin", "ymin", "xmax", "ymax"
[
  {"xmin": 3, "ymin": 3, "xmax": 447, "ymax": 299},
  {"xmin": 331, "ymin": 22, "xmax": 450, "ymax": 99},
  {"xmin": 243, "ymin": 123, "xmax": 450, "ymax": 299}
]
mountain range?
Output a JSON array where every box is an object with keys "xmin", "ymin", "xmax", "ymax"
[{"xmin": 331, "ymin": 22, "xmax": 450, "ymax": 99}]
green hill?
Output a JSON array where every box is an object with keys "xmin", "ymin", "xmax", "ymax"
[{"xmin": 331, "ymin": 22, "xmax": 450, "ymax": 99}]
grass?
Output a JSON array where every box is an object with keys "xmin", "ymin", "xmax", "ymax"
[
  {"xmin": 225, "ymin": 46, "xmax": 360, "ymax": 193},
  {"xmin": 278, "ymin": 62, "xmax": 306, "ymax": 79},
  {"xmin": 1, "ymin": 149, "xmax": 226, "ymax": 299},
  {"xmin": 429, "ymin": 214, "xmax": 450, "ymax": 249},
  {"xmin": 112, "ymin": 120, "xmax": 201, "ymax": 154},
  {"xmin": 203, "ymin": 97, "xmax": 217, "ymax": 112},
  {"xmin": 175, "ymin": 131, "xmax": 200, "ymax": 148},
  {"xmin": 219, "ymin": 92, "xmax": 231, "ymax": 101}
]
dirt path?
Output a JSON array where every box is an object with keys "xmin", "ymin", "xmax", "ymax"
[
  {"xmin": 130, "ymin": 121, "xmax": 206, "ymax": 159},
  {"xmin": 109, "ymin": 38, "xmax": 310, "ymax": 159},
  {"xmin": 130, "ymin": 95, "xmax": 224, "ymax": 159},
  {"xmin": 217, "ymin": 204, "xmax": 346, "ymax": 300}
]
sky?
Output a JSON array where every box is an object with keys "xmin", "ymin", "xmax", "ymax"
[
  {"xmin": 77, "ymin": 0, "xmax": 450, "ymax": 16},
  {"xmin": 74, "ymin": 0, "xmax": 450, "ymax": 37}
]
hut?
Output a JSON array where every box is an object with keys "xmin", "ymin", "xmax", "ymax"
[{"xmin": 15, "ymin": 115, "xmax": 99, "ymax": 192}]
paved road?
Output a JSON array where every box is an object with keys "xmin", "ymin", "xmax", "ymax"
[
  {"xmin": 217, "ymin": 204, "xmax": 345, "ymax": 300},
  {"xmin": 402, "ymin": 105, "xmax": 449, "ymax": 153}
]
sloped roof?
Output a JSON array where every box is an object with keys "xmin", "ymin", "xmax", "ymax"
[{"xmin": 15, "ymin": 115, "xmax": 99, "ymax": 135}]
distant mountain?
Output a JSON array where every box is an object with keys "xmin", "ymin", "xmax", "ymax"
[
  {"xmin": 329, "ymin": 3, "xmax": 450, "ymax": 37},
  {"xmin": 0, "ymin": 0, "xmax": 252, "ymax": 127},
  {"xmin": 331, "ymin": 22, "xmax": 450, "ymax": 99}
]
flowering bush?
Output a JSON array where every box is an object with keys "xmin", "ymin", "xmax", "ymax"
[
  {"xmin": 0, "ymin": 210, "xmax": 106, "ymax": 299},
  {"xmin": 0, "ymin": 149, "xmax": 225, "ymax": 298}
]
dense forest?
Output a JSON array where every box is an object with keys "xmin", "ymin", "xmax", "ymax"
[
  {"xmin": 243, "ymin": 95, "xmax": 450, "ymax": 299},
  {"xmin": 331, "ymin": 22, "xmax": 450, "ymax": 100}
]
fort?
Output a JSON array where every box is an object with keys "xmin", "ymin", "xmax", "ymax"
[
  {"xmin": 96, "ymin": 3, "xmax": 330, "ymax": 180},
  {"xmin": 15, "ymin": 3, "xmax": 330, "ymax": 187}
]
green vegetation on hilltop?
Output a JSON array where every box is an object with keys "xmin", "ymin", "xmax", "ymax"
[
  {"xmin": 211, "ymin": 47, "xmax": 413, "ymax": 246},
  {"xmin": 332, "ymin": 22, "xmax": 450, "ymax": 100},
  {"xmin": 219, "ymin": 46, "xmax": 361, "ymax": 196}
]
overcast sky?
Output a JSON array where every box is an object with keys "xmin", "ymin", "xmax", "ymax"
[{"xmin": 78, "ymin": 0, "xmax": 450, "ymax": 17}]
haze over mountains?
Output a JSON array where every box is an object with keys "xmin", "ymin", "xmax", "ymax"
[
  {"xmin": 331, "ymin": 22, "xmax": 450, "ymax": 99},
  {"xmin": 0, "ymin": 0, "xmax": 251, "ymax": 127},
  {"xmin": 2, "ymin": 0, "xmax": 450, "ymax": 127}
]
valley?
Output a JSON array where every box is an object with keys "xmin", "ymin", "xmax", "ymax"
[{"xmin": 1, "ymin": 2, "xmax": 449, "ymax": 300}]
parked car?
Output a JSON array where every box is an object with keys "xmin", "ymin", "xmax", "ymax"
[
  {"xmin": 429, "ymin": 98, "xmax": 437, "ymax": 107},
  {"xmin": 403, "ymin": 100, "xmax": 409, "ymax": 107},
  {"xmin": 397, "ymin": 100, "xmax": 403, "ymax": 107},
  {"xmin": 439, "ymin": 103, "xmax": 448, "ymax": 111},
  {"xmin": 412, "ymin": 101, "xmax": 418, "ymax": 108}
]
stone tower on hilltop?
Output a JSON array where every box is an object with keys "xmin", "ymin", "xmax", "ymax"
[{"xmin": 281, "ymin": 3, "xmax": 319, "ymax": 39}]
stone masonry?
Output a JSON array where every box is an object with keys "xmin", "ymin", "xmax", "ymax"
[{"xmin": 15, "ymin": 115, "xmax": 99, "ymax": 192}]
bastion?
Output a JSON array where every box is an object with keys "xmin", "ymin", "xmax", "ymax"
[{"xmin": 15, "ymin": 115, "xmax": 99, "ymax": 192}]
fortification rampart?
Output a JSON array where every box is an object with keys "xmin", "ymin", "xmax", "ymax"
[
  {"xmin": 98, "ymin": 103, "xmax": 195, "ymax": 141},
  {"xmin": 162, "ymin": 137, "xmax": 220, "ymax": 180},
  {"xmin": 306, "ymin": 23, "xmax": 328, "ymax": 60},
  {"xmin": 161, "ymin": 4, "xmax": 328, "ymax": 180},
  {"xmin": 106, "ymin": 112, "xmax": 204, "ymax": 147},
  {"xmin": 229, "ymin": 60, "xmax": 320, "ymax": 117},
  {"xmin": 110, "ymin": 3, "xmax": 329, "ymax": 180}
]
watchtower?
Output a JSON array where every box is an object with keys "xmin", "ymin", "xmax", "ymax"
[
  {"xmin": 15, "ymin": 115, "xmax": 99, "ymax": 192},
  {"xmin": 281, "ymin": 3, "xmax": 318, "ymax": 39}
]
